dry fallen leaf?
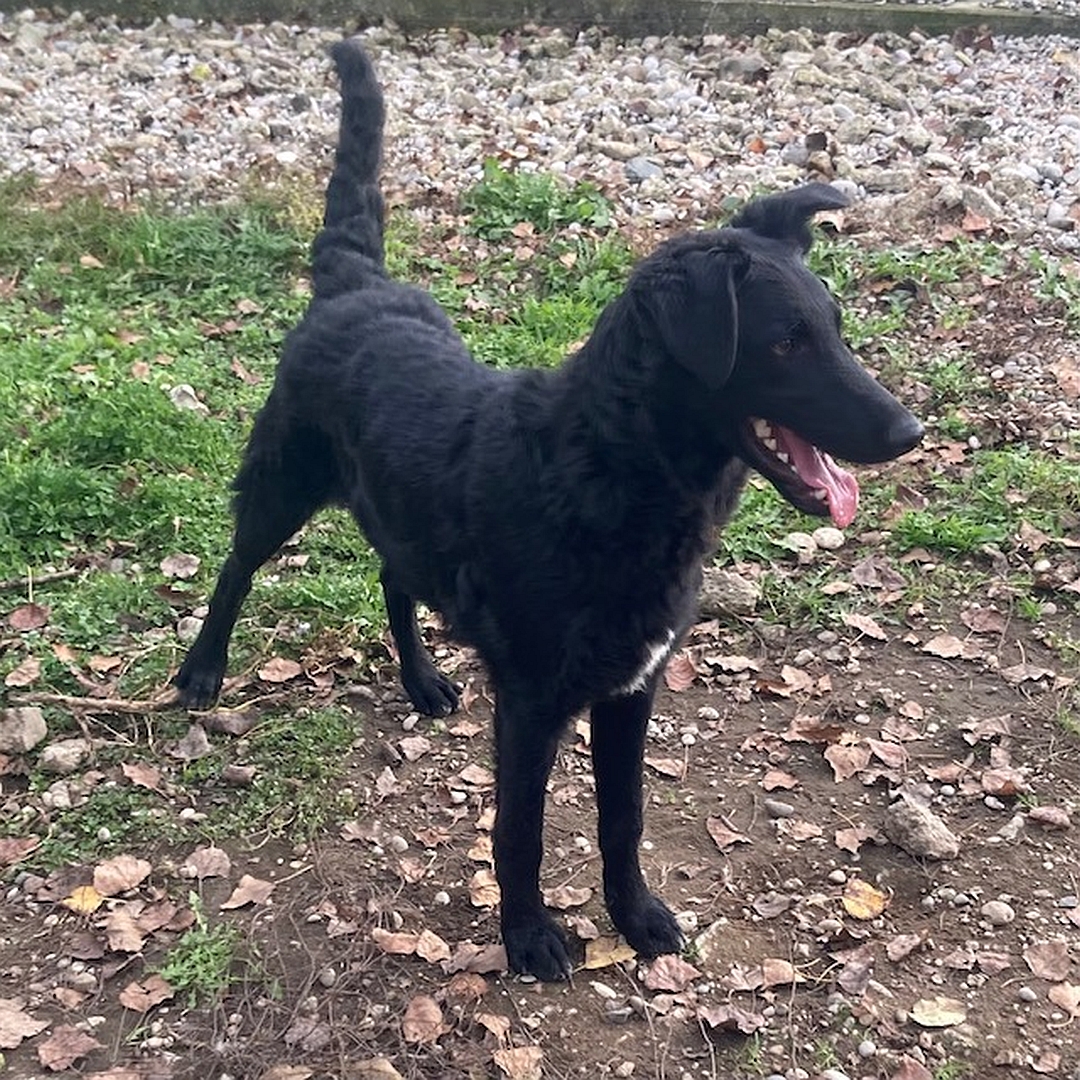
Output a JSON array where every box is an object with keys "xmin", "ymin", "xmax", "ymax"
[
  {"xmin": 493, "ymin": 1046, "xmax": 543, "ymax": 1080},
  {"xmin": 258, "ymin": 657, "xmax": 303, "ymax": 684},
  {"xmin": 476, "ymin": 1011, "xmax": 511, "ymax": 1043},
  {"xmin": 0, "ymin": 997, "xmax": 49, "ymax": 1049},
  {"xmin": 834, "ymin": 824, "xmax": 877, "ymax": 854},
  {"xmin": 1032, "ymin": 1051, "xmax": 1061, "ymax": 1075},
  {"xmin": 121, "ymin": 761, "xmax": 162, "ymax": 791},
  {"xmin": 889, "ymin": 1058, "xmax": 934, "ymax": 1080},
  {"xmin": 4, "ymin": 656, "xmax": 41, "ymax": 688},
  {"xmin": 824, "ymin": 742, "xmax": 872, "ymax": 782},
  {"xmin": 344, "ymin": 1061, "xmax": 403, "ymax": 1080},
  {"xmin": 542, "ymin": 884, "xmax": 592, "ymax": 910},
  {"xmin": 182, "ymin": 845, "xmax": 232, "ymax": 880},
  {"xmin": 1048, "ymin": 981, "xmax": 1080, "ymax": 1018},
  {"xmin": 663, "ymin": 651, "xmax": 697, "ymax": 692},
  {"xmin": 842, "ymin": 878, "xmax": 889, "ymax": 920},
  {"xmin": 696, "ymin": 1002, "xmax": 765, "ymax": 1034},
  {"xmin": 909, "ymin": 995, "xmax": 967, "ymax": 1028},
  {"xmin": 760, "ymin": 957, "xmax": 803, "ymax": 988},
  {"xmin": 94, "ymin": 854, "xmax": 152, "ymax": 896},
  {"xmin": 37, "ymin": 1024, "xmax": 104, "ymax": 1070},
  {"xmin": 644, "ymin": 755, "xmax": 686, "ymax": 779},
  {"xmin": 118, "ymin": 974, "xmax": 174, "ymax": 1012},
  {"xmin": 886, "ymin": 933, "xmax": 924, "ymax": 962},
  {"xmin": 1024, "ymin": 940, "xmax": 1071, "ymax": 982},
  {"xmin": 221, "ymin": 874, "xmax": 275, "ymax": 909},
  {"xmin": 920, "ymin": 634, "xmax": 967, "ymax": 658},
  {"xmin": 443, "ymin": 941, "xmax": 508, "ymax": 975},
  {"xmin": 761, "ymin": 768, "xmax": 799, "ymax": 791},
  {"xmin": 415, "ymin": 929, "xmax": 451, "ymax": 963},
  {"xmin": 371, "ymin": 928, "xmax": 419, "ymax": 955},
  {"xmin": 61, "ymin": 884, "xmax": 104, "ymax": 915},
  {"xmin": 160, "ymin": 552, "xmax": 201, "ymax": 579},
  {"xmin": 468, "ymin": 868, "xmax": 501, "ymax": 908},
  {"xmin": 398, "ymin": 735, "xmax": 432, "ymax": 762},
  {"xmin": 8, "ymin": 602, "xmax": 50, "ymax": 631},
  {"xmin": 706, "ymin": 816, "xmax": 751, "ymax": 851},
  {"xmin": 104, "ymin": 908, "xmax": 147, "ymax": 953},
  {"xmin": 583, "ymin": 936, "xmax": 637, "ymax": 970},
  {"xmin": 643, "ymin": 953, "xmax": 701, "ymax": 992},
  {"xmin": 0, "ymin": 836, "xmax": 41, "ymax": 868},
  {"xmin": 842, "ymin": 612, "xmax": 888, "ymax": 640},
  {"xmin": 258, "ymin": 1066, "xmax": 316, "ymax": 1080},
  {"xmin": 401, "ymin": 994, "xmax": 448, "ymax": 1045}
]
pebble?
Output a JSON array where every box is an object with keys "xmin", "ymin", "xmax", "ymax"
[
  {"xmin": 1018, "ymin": 986, "xmax": 1039, "ymax": 1003},
  {"xmin": 827, "ymin": 869, "xmax": 848, "ymax": 885},
  {"xmin": 0, "ymin": 13, "xmax": 1075, "ymax": 255},
  {"xmin": 981, "ymin": 899, "xmax": 1016, "ymax": 925},
  {"xmin": 764, "ymin": 798, "xmax": 797, "ymax": 819}
]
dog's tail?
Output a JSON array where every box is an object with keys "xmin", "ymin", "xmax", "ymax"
[{"xmin": 311, "ymin": 38, "xmax": 386, "ymax": 298}]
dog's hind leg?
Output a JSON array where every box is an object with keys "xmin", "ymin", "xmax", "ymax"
[
  {"xmin": 591, "ymin": 687, "xmax": 684, "ymax": 958},
  {"xmin": 492, "ymin": 688, "xmax": 572, "ymax": 981},
  {"xmin": 380, "ymin": 569, "xmax": 459, "ymax": 716},
  {"xmin": 173, "ymin": 422, "xmax": 335, "ymax": 709}
]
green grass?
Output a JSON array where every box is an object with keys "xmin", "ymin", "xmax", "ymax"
[{"xmin": 155, "ymin": 895, "xmax": 243, "ymax": 1007}]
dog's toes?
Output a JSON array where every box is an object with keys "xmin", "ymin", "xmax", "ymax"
[
  {"xmin": 613, "ymin": 893, "xmax": 683, "ymax": 959},
  {"xmin": 403, "ymin": 668, "xmax": 460, "ymax": 717},
  {"xmin": 504, "ymin": 920, "xmax": 573, "ymax": 982},
  {"xmin": 171, "ymin": 665, "xmax": 224, "ymax": 711}
]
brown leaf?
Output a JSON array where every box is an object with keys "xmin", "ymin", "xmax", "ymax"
[
  {"xmin": 221, "ymin": 874, "xmax": 275, "ymax": 909},
  {"xmin": 493, "ymin": 1046, "xmax": 543, "ymax": 1080},
  {"xmin": 258, "ymin": 1068, "xmax": 316, "ymax": 1080},
  {"xmin": 61, "ymin": 884, "xmax": 104, "ymax": 915},
  {"xmin": 542, "ymin": 884, "xmax": 592, "ymax": 910},
  {"xmin": 1032, "ymin": 1051, "xmax": 1061, "ymax": 1075},
  {"xmin": 342, "ymin": 1062, "xmax": 401, "ymax": 1080},
  {"xmin": 372, "ymin": 928, "xmax": 419, "ymax": 955},
  {"xmin": 258, "ymin": 657, "xmax": 302, "ymax": 684},
  {"xmin": 170, "ymin": 722, "xmax": 212, "ymax": 761},
  {"xmin": 981, "ymin": 766, "xmax": 1028, "ymax": 797},
  {"xmin": 37, "ymin": 1024, "xmax": 104, "ymax": 1070},
  {"xmin": 446, "ymin": 973, "xmax": 488, "ymax": 1005},
  {"xmin": 824, "ymin": 742, "xmax": 871, "ymax": 782},
  {"xmin": 761, "ymin": 768, "xmax": 798, "ymax": 791},
  {"xmin": 401, "ymin": 994, "xmax": 448, "ymax": 1045},
  {"xmin": 118, "ymin": 974, "xmax": 174, "ymax": 1011},
  {"xmin": 104, "ymin": 908, "xmax": 147, "ymax": 953},
  {"xmin": 121, "ymin": 761, "xmax": 162, "ymax": 790},
  {"xmin": 643, "ymin": 953, "xmax": 701, "ymax": 992},
  {"xmin": 890, "ymin": 1057, "xmax": 934, "ymax": 1080},
  {"xmin": 160, "ymin": 552, "xmax": 201, "ymax": 579},
  {"xmin": 1001, "ymin": 662, "xmax": 1054, "ymax": 685},
  {"xmin": 443, "ymin": 941, "xmax": 508, "ymax": 975},
  {"xmin": 1024, "ymin": 940, "xmax": 1071, "ymax": 982},
  {"xmin": 458, "ymin": 763, "xmax": 495, "ymax": 787},
  {"xmin": 696, "ymin": 1002, "xmax": 765, "ymax": 1034},
  {"xmin": 415, "ymin": 929, "xmax": 451, "ymax": 963},
  {"xmin": 182, "ymin": 845, "xmax": 231, "ymax": 880},
  {"xmin": 94, "ymin": 854, "xmax": 152, "ymax": 896},
  {"xmin": 1028, "ymin": 805, "xmax": 1071, "ymax": 830},
  {"xmin": 398, "ymin": 735, "xmax": 432, "ymax": 762},
  {"xmin": 583, "ymin": 936, "xmax": 637, "ymax": 970},
  {"xmin": 850, "ymin": 554, "xmax": 906, "ymax": 590},
  {"xmin": 760, "ymin": 957, "xmax": 803, "ymax": 987},
  {"xmin": 663, "ymin": 651, "xmax": 697, "ymax": 692},
  {"xmin": 842, "ymin": 612, "xmax": 888, "ymax": 640},
  {"xmin": 834, "ymin": 824, "xmax": 877, "ymax": 854},
  {"xmin": 0, "ymin": 997, "xmax": 49, "ymax": 1049},
  {"xmin": 468, "ymin": 868, "xmax": 501, "ymax": 908},
  {"xmin": 475, "ymin": 1011, "xmax": 511, "ymax": 1042},
  {"xmin": 960, "ymin": 606, "xmax": 1006, "ymax": 633},
  {"xmin": 706, "ymin": 816, "xmax": 751, "ymax": 851},
  {"xmin": 0, "ymin": 836, "xmax": 41, "ymax": 867},
  {"xmin": 8, "ymin": 602, "xmax": 50, "ymax": 631},
  {"xmin": 4, "ymin": 656, "xmax": 41, "ymax": 688},
  {"xmin": 909, "ymin": 996, "xmax": 966, "ymax": 1028},
  {"xmin": 645, "ymin": 755, "xmax": 686, "ymax": 779},
  {"xmin": 1048, "ymin": 981, "xmax": 1080, "ymax": 1018},
  {"xmin": 842, "ymin": 878, "xmax": 889, "ymax": 920},
  {"xmin": 886, "ymin": 933, "xmax": 924, "ymax": 961},
  {"xmin": 921, "ymin": 634, "xmax": 967, "ymax": 658}
]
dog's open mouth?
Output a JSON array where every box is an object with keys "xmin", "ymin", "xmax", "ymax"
[{"xmin": 742, "ymin": 418, "xmax": 859, "ymax": 528}]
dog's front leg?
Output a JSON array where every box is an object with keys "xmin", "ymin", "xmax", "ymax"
[
  {"xmin": 591, "ymin": 687, "xmax": 684, "ymax": 959},
  {"xmin": 492, "ymin": 689, "xmax": 570, "ymax": 981}
]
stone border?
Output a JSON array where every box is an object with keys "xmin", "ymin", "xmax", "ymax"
[{"xmin": 4, "ymin": 0, "xmax": 1078, "ymax": 38}]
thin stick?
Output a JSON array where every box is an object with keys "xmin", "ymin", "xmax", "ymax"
[
  {"xmin": 8, "ymin": 692, "xmax": 176, "ymax": 715},
  {"xmin": 0, "ymin": 568, "xmax": 81, "ymax": 592}
]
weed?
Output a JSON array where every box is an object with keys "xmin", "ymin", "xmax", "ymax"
[
  {"xmin": 933, "ymin": 1062, "xmax": 972, "ymax": 1080},
  {"xmin": 461, "ymin": 158, "xmax": 612, "ymax": 239},
  {"xmin": 155, "ymin": 895, "xmax": 242, "ymax": 1006}
]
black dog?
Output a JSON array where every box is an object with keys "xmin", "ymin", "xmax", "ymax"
[{"xmin": 174, "ymin": 40, "xmax": 923, "ymax": 980}]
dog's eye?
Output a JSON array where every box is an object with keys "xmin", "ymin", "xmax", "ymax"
[{"xmin": 772, "ymin": 337, "xmax": 798, "ymax": 357}]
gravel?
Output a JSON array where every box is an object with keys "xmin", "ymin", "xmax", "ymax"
[{"xmin": 0, "ymin": 10, "xmax": 1078, "ymax": 248}]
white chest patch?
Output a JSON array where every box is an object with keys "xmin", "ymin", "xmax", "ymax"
[{"xmin": 617, "ymin": 628, "xmax": 676, "ymax": 697}]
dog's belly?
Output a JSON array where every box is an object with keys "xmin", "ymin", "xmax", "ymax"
[{"xmin": 614, "ymin": 628, "xmax": 676, "ymax": 697}]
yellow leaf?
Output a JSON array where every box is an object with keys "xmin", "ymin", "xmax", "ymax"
[
  {"xmin": 582, "ymin": 936, "xmax": 637, "ymax": 970},
  {"xmin": 841, "ymin": 878, "xmax": 889, "ymax": 920},
  {"xmin": 61, "ymin": 885, "xmax": 104, "ymax": 915}
]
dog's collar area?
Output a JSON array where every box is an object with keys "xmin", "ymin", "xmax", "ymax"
[{"xmin": 746, "ymin": 417, "xmax": 859, "ymax": 528}]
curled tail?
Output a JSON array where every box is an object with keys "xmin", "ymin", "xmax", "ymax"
[{"xmin": 311, "ymin": 38, "xmax": 386, "ymax": 298}]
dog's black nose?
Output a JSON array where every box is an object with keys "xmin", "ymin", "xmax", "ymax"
[{"xmin": 886, "ymin": 412, "xmax": 924, "ymax": 457}]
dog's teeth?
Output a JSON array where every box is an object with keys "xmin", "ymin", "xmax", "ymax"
[
  {"xmin": 813, "ymin": 488, "xmax": 828, "ymax": 501},
  {"xmin": 753, "ymin": 419, "xmax": 771, "ymax": 440},
  {"xmin": 764, "ymin": 438, "xmax": 778, "ymax": 452},
  {"xmin": 776, "ymin": 451, "xmax": 790, "ymax": 465}
]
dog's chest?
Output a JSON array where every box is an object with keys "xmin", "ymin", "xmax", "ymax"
[{"xmin": 615, "ymin": 628, "xmax": 676, "ymax": 697}]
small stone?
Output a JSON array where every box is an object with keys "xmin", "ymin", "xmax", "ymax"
[
  {"xmin": 827, "ymin": 869, "xmax": 847, "ymax": 885},
  {"xmin": 781, "ymin": 531, "xmax": 817, "ymax": 561},
  {"xmin": 0, "ymin": 707, "xmax": 48, "ymax": 753},
  {"xmin": 433, "ymin": 891, "xmax": 450, "ymax": 905},
  {"xmin": 763, "ymin": 799, "xmax": 796, "ymax": 819},
  {"xmin": 318, "ymin": 967, "xmax": 337, "ymax": 988},
  {"xmin": 981, "ymin": 900, "xmax": 1015, "ymax": 926},
  {"xmin": 984, "ymin": 795, "xmax": 1006, "ymax": 811},
  {"xmin": 884, "ymin": 799, "xmax": 960, "ymax": 860},
  {"xmin": 176, "ymin": 615, "xmax": 203, "ymax": 642},
  {"xmin": 699, "ymin": 567, "xmax": 760, "ymax": 617},
  {"xmin": 39, "ymin": 738, "xmax": 93, "ymax": 775},
  {"xmin": 1018, "ymin": 986, "xmax": 1038, "ymax": 1003},
  {"xmin": 857, "ymin": 1039, "xmax": 876, "ymax": 1057},
  {"xmin": 811, "ymin": 526, "xmax": 845, "ymax": 550}
]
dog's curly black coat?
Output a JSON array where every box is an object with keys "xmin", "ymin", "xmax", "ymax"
[{"xmin": 175, "ymin": 40, "xmax": 923, "ymax": 980}]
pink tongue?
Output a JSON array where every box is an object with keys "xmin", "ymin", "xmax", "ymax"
[{"xmin": 775, "ymin": 426, "xmax": 860, "ymax": 528}]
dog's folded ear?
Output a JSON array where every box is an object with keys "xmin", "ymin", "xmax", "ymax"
[
  {"xmin": 634, "ymin": 246, "xmax": 750, "ymax": 390},
  {"xmin": 729, "ymin": 183, "xmax": 849, "ymax": 253}
]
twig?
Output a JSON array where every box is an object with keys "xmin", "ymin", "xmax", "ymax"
[
  {"xmin": 8, "ymin": 691, "xmax": 177, "ymax": 715},
  {"xmin": 0, "ymin": 567, "xmax": 81, "ymax": 592}
]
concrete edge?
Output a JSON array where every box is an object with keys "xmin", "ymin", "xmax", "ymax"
[{"xmin": 5, "ymin": 0, "xmax": 1079, "ymax": 39}]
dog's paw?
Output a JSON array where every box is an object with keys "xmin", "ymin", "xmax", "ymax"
[
  {"xmin": 504, "ymin": 919, "xmax": 572, "ymax": 982},
  {"xmin": 611, "ymin": 893, "xmax": 683, "ymax": 959},
  {"xmin": 172, "ymin": 663, "xmax": 224, "ymax": 711},
  {"xmin": 402, "ymin": 665, "xmax": 460, "ymax": 717}
]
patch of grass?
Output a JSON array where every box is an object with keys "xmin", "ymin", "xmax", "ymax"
[
  {"xmin": 461, "ymin": 158, "xmax": 613, "ymax": 239},
  {"xmin": 155, "ymin": 895, "xmax": 243, "ymax": 1007},
  {"xmin": 933, "ymin": 1062, "xmax": 972, "ymax": 1080}
]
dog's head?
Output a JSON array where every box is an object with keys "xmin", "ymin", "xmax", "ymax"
[{"xmin": 630, "ymin": 183, "xmax": 923, "ymax": 527}]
